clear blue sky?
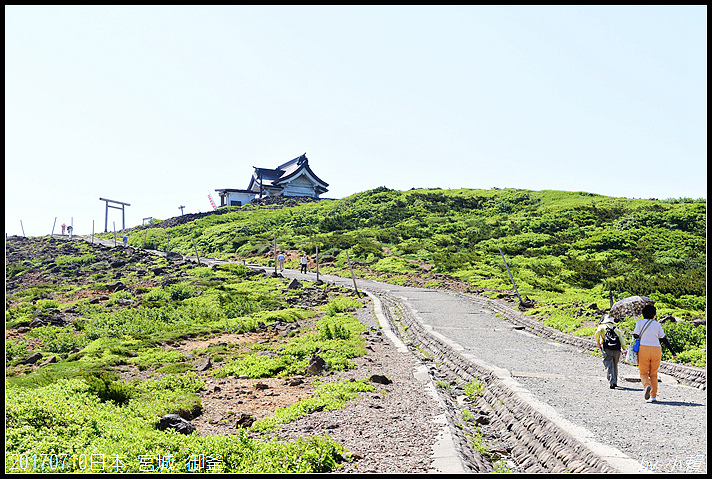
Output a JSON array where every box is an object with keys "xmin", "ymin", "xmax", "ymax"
[{"xmin": 6, "ymin": 5, "xmax": 707, "ymax": 237}]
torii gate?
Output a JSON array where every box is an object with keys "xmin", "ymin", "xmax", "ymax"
[{"xmin": 100, "ymin": 197, "xmax": 131, "ymax": 232}]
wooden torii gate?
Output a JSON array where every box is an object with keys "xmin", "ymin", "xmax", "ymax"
[{"xmin": 100, "ymin": 197, "xmax": 131, "ymax": 232}]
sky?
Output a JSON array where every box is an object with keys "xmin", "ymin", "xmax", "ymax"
[{"xmin": 5, "ymin": 5, "xmax": 707, "ymax": 237}]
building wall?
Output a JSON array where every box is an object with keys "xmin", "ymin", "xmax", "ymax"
[
  {"xmin": 282, "ymin": 175, "xmax": 320, "ymax": 197},
  {"xmin": 223, "ymin": 191, "xmax": 255, "ymax": 206}
]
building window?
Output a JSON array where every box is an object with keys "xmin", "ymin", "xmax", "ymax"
[{"xmin": 230, "ymin": 200, "xmax": 242, "ymax": 206}]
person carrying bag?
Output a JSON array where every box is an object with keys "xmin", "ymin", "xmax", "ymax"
[
  {"xmin": 625, "ymin": 318, "xmax": 652, "ymax": 365},
  {"xmin": 633, "ymin": 305, "xmax": 677, "ymax": 402}
]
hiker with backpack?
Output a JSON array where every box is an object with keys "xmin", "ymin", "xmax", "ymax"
[{"xmin": 594, "ymin": 315, "xmax": 628, "ymax": 389}]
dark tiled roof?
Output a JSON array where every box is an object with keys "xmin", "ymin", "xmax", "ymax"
[{"xmin": 248, "ymin": 154, "xmax": 328, "ymax": 193}]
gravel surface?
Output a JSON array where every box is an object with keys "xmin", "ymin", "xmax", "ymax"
[
  {"xmin": 272, "ymin": 270, "xmax": 706, "ymax": 474},
  {"xmin": 376, "ymin": 286, "xmax": 708, "ymax": 474},
  {"xmin": 257, "ymin": 300, "xmax": 451, "ymax": 474}
]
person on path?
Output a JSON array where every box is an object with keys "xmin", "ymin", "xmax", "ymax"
[
  {"xmin": 67, "ymin": 225, "xmax": 73, "ymax": 239},
  {"xmin": 277, "ymin": 252, "xmax": 285, "ymax": 271},
  {"xmin": 634, "ymin": 304, "xmax": 677, "ymax": 402},
  {"xmin": 61, "ymin": 223, "xmax": 66, "ymax": 235},
  {"xmin": 300, "ymin": 254, "xmax": 308, "ymax": 274},
  {"xmin": 594, "ymin": 315, "xmax": 627, "ymax": 389},
  {"xmin": 122, "ymin": 234, "xmax": 128, "ymax": 248}
]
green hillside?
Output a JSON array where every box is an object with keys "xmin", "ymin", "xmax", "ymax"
[{"xmin": 118, "ymin": 187, "xmax": 705, "ymax": 363}]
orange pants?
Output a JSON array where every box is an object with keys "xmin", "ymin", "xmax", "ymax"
[{"xmin": 638, "ymin": 345, "xmax": 662, "ymax": 398}]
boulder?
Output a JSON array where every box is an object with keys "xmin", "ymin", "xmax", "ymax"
[
  {"xmin": 157, "ymin": 414, "xmax": 196, "ymax": 435},
  {"xmin": 235, "ymin": 413, "xmax": 255, "ymax": 428},
  {"xmin": 24, "ymin": 352, "xmax": 43, "ymax": 364},
  {"xmin": 305, "ymin": 354, "xmax": 329, "ymax": 376},
  {"xmin": 105, "ymin": 282, "xmax": 126, "ymax": 292},
  {"xmin": 39, "ymin": 356, "xmax": 58, "ymax": 367},
  {"xmin": 368, "ymin": 374, "xmax": 393, "ymax": 385},
  {"xmin": 194, "ymin": 356, "xmax": 212, "ymax": 372},
  {"xmin": 287, "ymin": 278, "xmax": 303, "ymax": 290}
]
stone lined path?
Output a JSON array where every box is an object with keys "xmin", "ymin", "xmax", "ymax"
[{"xmin": 280, "ymin": 269, "xmax": 707, "ymax": 474}]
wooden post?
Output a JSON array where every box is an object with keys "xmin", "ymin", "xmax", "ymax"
[
  {"xmin": 608, "ymin": 282, "xmax": 613, "ymax": 309},
  {"xmin": 192, "ymin": 238, "xmax": 201, "ymax": 266},
  {"xmin": 498, "ymin": 246, "xmax": 522, "ymax": 304},
  {"xmin": 20, "ymin": 220, "xmax": 26, "ymax": 237},
  {"xmin": 346, "ymin": 250, "xmax": 360, "ymax": 297},
  {"xmin": 51, "ymin": 217, "xmax": 57, "ymax": 237}
]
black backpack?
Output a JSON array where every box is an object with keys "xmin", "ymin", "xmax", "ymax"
[{"xmin": 603, "ymin": 326, "xmax": 621, "ymax": 350}]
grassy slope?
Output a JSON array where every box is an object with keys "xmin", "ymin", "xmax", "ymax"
[
  {"xmin": 5, "ymin": 238, "xmax": 371, "ymax": 473},
  {"xmin": 112, "ymin": 186, "xmax": 705, "ymax": 365}
]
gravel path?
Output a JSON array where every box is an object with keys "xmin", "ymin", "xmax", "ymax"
[
  {"xmin": 67, "ymin": 236, "xmax": 707, "ymax": 473},
  {"xmin": 282, "ymin": 270, "xmax": 707, "ymax": 474}
]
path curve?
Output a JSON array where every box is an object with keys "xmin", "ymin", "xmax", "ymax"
[{"xmin": 68, "ymin": 235, "xmax": 707, "ymax": 473}]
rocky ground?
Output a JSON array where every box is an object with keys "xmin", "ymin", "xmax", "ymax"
[{"xmin": 5, "ymin": 235, "xmax": 468, "ymax": 473}]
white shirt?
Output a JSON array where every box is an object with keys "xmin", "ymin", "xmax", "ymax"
[
  {"xmin": 300, "ymin": 257, "xmax": 308, "ymax": 264},
  {"xmin": 633, "ymin": 319, "xmax": 666, "ymax": 347}
]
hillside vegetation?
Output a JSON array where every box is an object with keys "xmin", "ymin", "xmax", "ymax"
[
  {"xmin": 120, "ymin": 187, "xmax": 706, "ymax": 365},
  {"xmin": 6, "ymin": 236, "xmax": 375, "ymax": 472}
]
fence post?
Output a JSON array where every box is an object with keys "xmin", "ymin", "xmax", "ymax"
[
  {"xmin": 498, "ymin": 246, "xmax": 523, "ymax": 304},
  {"xmin": 51, "ymin": 217, "xmax": 57, "ymax": 237},
  {"xmin": 346, "ymin": 250, "xmax": 360, "ymax": 297},
  {"xmin": 113, "ymin": 222, "xmax": 117, "ymax": 247},
  {"xmin": 192, "ymin": 238, "xmax": 201, "ymax": 266},
  {"xmin": 20, "ymin": 220, "xmax": 26, "ymax": 237},
  {"xmin": 273, "ymin": 232, "xmax": 277, "ymax": 275},
  {"xmin": 316, "ymin": 243, "xmax": 319, "ymax": 282}
]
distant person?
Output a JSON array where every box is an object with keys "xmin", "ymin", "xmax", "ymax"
[
  {"xmin": 67, "ymin": 225, "xmax": 73, "ymax": 239},
  {"xmin": 61, "ymin": 223, "xmax": 66, "ymax": 235},
  {"xmin": 277, "ymin": 252, "xmax": 285, "ymax": 271},
  {"xmin": 634, "ymin": 304, "xmax": 677, "ymax": 402},
  {"xmin": 300, "ymin": 254, "xmax": 308, "ymax": 274},
  {"xmin": 122, "ymin": 234, "xmax": 128, "ymax": 248},
  {"xmin": 594, "ymin": 315, "xmax": 627, "ymax": 389}
]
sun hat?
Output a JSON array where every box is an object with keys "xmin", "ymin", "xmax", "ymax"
[{"xmin": 601, "ymin": 315, "xmax": 615, "ymax": 324}]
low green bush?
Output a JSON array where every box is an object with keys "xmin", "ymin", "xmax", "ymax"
[{"xmin": 250, "ymin": 379, "xmax": 376, "ymax": 433}]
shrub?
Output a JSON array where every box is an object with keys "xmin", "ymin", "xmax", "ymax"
[
  {"xmin": 82, "ymin": 371, "xmax": 134, "ymax": 405},
  {"xmin": 25, "ymin": 326, "xmax": 87, "ymax": 354},
  {"xmin": 661, "ymin": 322, "xmax": 706, "ymax": 362},
  {"xmin": 167, "ymin": 283, "xmax": 195, "ymax": 301},
  {"xmin": 321, "ymin": 297, "xmax": 362, "ymax": 316}
]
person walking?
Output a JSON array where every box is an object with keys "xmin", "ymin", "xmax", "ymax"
[
  {"xmin": 67, "ymin": 225, "xmax": 73, "ymax": 239},
  {"xmin": 61, "ymin": 223, "xmax": 66, "ymax": 235},
  {"xmin": 634, "ymin": 304, "xmax": 677, "ymax": 402},
  {"xmin": 594, "ymin": 315, "xmax": 627, "ymax": 389},
  {"xmin": 300, "ymin": 254, "xmax": 308, "ymax": 274},
  {"xmin": 122, "ymin": 234, "xmax": 128, "ymax": 248},
  {"xmin": 277, "ymin": 252, "xmax": 285, "ymax": 271}
]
